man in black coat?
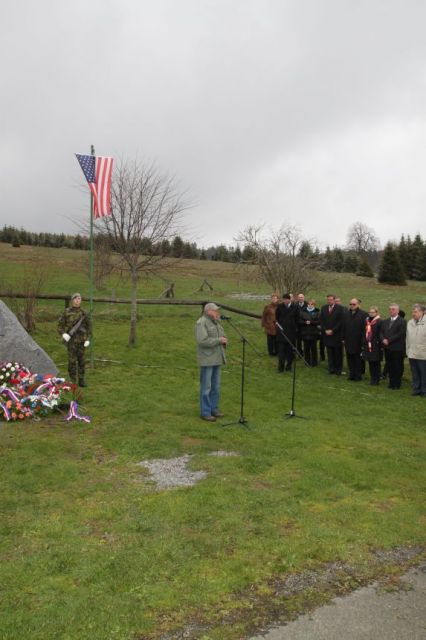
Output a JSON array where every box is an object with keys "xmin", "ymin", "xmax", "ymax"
[
  {"xmin": 295, "ymin": 292, "xmax": 308, "ymax": 356},
  {"xmin": 343, "ymin": 298, "xmax": 368, "ymax": 381},
  {"xmin": 275, "ymin": 293, "xmax": 298, "ymax": 372},
  {"xmin": 319, "ymin": 294, "xmax": 344, "ymax": 375},
  {"xmin": 380, "ymin": 303, "xmax": 407, "ymax": 389}
]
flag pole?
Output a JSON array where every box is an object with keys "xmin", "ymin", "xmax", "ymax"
[{"xmin": 89, "ymin": 144, "xmax": 95, "ymax": 366}]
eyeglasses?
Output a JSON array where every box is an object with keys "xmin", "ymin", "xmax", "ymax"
[{"xmin": 349, "ymin": 303, "xmax": 357, "ymax": 306}]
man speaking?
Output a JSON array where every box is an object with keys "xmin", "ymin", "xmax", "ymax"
[{"xmin": 195, "ymin": 303, "xmax": 228, "ymax": 422}]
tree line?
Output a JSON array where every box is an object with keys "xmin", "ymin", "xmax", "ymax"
[
  {"xmin": 0, "ymin": 224, "xmax": 256, "ymax": 263},
  {"xmin": 2, "ymin": 223, "xmax": 426, "ymax": 285}
]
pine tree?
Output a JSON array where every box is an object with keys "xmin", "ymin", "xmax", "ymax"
[
  {"xmin": 356, "ymin": 256, "xmax": 374, "ymax": 277},
  {"xmin": 411, "ymin": 234, "xmax": 424, "ymax": 280},
  {"xmin": 416, "ymin": 242, "xmax": 426, "ymax": 281},
  {"xmin": 343, "ymin": 252, "xmax": 359, "ymax": 273},
  {"xmin": 398, "ymin": 234, "xmax": 410, "ymax": 279},
  {"xmin": 378, "ymin": 243, "xmax": 406, "ymax": 285}
]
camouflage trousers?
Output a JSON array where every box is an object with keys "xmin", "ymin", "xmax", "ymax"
[{"xmin": 67, "ymin": 340, "xmax": 85, "ymax": 382}]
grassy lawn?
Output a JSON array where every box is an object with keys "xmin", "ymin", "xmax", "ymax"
[{"xmin": 0, "ymin": 243, "xmax": 425, "ymax": 639}]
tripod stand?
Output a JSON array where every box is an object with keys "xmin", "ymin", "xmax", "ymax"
[
  {"xmin": 276, "ymin": 321, "xmax": 310, "ymax": 420},
  {"xmin": 220, "ymin": 317, "xmax": 261, "ymax": 429}
]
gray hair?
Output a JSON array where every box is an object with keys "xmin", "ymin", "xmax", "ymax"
[
  {"xmin": 412, "ymin": 303, "xmax": 426, "ymax": 313},
  {"xmin": 389, "ymin": 302, "xmax": 399, "ymax": 309}
]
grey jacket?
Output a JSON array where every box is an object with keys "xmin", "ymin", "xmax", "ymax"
[
  {"xmin": 406, "ymin": 315, "xmax": 426, "ymax": 360},
  {"xmin": 195, "ymin": 314, "xmax": 227, "ymax": 366}
]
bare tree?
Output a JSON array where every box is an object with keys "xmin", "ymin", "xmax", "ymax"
[
  {"xmin": 346, "ymin": 221, "xmax": 380, "ymax": 254},
  {"xmin": 4, "ymin": 265, "xmax": 49, "ymax": 333},
  {"xmin": 95, "ymin": 159, "xmax": 190, "ymax": 345},
  {"xmin": 237, "ymin": 224, "xmax": 321, "ymax": 294},
  {"xmin": 93, "ymin": 234, "xmax": 114, "ymax": 289}
]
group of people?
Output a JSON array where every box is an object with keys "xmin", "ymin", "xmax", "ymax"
[
  {"xmin": 58, "ymin": 291, "xmax": 425, "ymax": 423},
  {"xmin": 195, "ymin": 294, "xmax": 426, "ymax": 421},
  {"xmin": 261, "ymin": 292, "xmax": 426, "ymax": 394}
]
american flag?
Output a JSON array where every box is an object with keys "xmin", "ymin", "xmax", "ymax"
[{"xmin": 75, "ymin": 154, "xmax": 113, "ymax": 218}]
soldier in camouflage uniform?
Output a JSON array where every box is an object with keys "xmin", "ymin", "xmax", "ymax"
[{"xmin": 58, "ymin": 293, "xmax": 92, "ymax": 387}]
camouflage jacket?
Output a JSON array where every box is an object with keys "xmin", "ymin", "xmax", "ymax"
[{"xmin": 58, "ymin": 307, "xmax": 92, "ymax": 342}]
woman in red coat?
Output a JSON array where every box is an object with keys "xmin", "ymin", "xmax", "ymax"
[{"xmin": 361, "ymin": 306, "xmax": 383, "ymax": 385}]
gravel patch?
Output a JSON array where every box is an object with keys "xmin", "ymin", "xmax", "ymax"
[
  {"xmin": 137, "ymin": 454, "xmax": 207, "ymax": 490},
  {"xmin": 208, "ymin": 450, "xmax": 240, "ymax": 457},
  {"xmin": 372, "ymin": 546, "xmax": 424, "ymax": 564}
]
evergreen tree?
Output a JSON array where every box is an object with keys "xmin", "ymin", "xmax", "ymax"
[
  {"xmin": 212, "ymin": 244, "xmax": 230, "ymax": 262},
  {"xmin": 398, "ymin": 234, "xmax": 411, "ymax": 279},
  {"xmin": 411, "ymin": 233, "xmax": 424, "ymax": 280},
  {"xmin": 415, "ymin": 242, "xmax": 426, "ymax": 281},
  {"xmin": 230, "ymin": 246, "xmax": 242, "ymax": 263},
  {"xmin": 323, "ymin": 246, "xmax": 333, "ymax": 271},
  {"xmin": 11, "ymin": 234, "xmax": 21, "ymax": 248},
  {"xmin": 356, "ymin": 256, "xmax": 374, "ymax": 278},
  {"xmin": 171, "ymin": 235, "xmax": 184, "ymax": 257},
  {"xmin": 343, "ymin": 252, "xmax": 359, "ymax": 273},
  {"xmin": 298, "ymin": 240, "xmax": 313, "ymax": 258},
  {"xmin": 159, "ymin": 239, "xmax": 171, "ymax": 256},
  {"xmin": 378, "ymin": 243, "xmax": 406, "ymax": 285},
  {"xmin": 332, "ymin": 247, "xmax": 345, "ymax": 272}
]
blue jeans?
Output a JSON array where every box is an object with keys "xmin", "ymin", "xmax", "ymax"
[
  {"xmin": 409, "ymin": 358, "xmax": 426, "ymax": 395},
  {"xmin": 199, "ymin": 365, "xmax": 221, "ymax": 417}
]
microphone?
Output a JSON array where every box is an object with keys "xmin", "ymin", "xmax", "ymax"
[{"xmin": 220, "ymin": 314, "xmax": 231, "ymax": 320}]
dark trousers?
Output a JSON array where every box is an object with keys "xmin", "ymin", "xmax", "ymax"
[
  {"xmin": 409, "ymin": 358, "xmax": 426, "ymax": 395},
  {"xmin": 386, "ymin": 350, "xmax": 404, "ymax": 389},
  {"xmin": 368, "ymin": 360, "xmax": 381, "ymax": 384},
  {"xmin": 277, "ymin": 340, "xmax": 294, "ymax": 371},
  {"xmin": 67, "ymin": 341, "xmax": 85, "ymax": 382},
  {"xmin": 347, "ymin": 353, "xmax": 363, "ymax": 380},
  {"xmin": 303, "ymin": 339, "xmax": 318, "ymax": 366},
  {"xmin": 266, "ymin": 334, "xmax": 278, "ymax": 356},
  {"xmin": 326, "ymin": 345, "xmax": 343, "ymax": 374},
  {"xmin": 296, "ymin": 334, "xmax": 304, "ymax": 356},
  {"xmin": 319, "ymin": 334, "xmax": 325, "ymax": 360}
]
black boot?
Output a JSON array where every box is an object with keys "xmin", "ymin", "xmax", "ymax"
[{"xmin": 78, "ymin": 379, "xmax": 87, "ymax": 388}]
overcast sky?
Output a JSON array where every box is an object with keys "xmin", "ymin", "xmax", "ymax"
[{"xmin": 2, "ymin": 0, "xmax": 426, "ymax": 249}]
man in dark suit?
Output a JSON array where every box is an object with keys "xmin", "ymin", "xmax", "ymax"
[
  {"xmin": 319, "ymin": 294, "xmax": 344, "ymax": 375},
  {"xmin": 343, "ymin": 298, "xmax": 368, "ymax": 381},
  {"xmin": 296, "ymin": 292, "xmax": 308, "ymax": 356},
  {"xmin": 380, "ymin": 303, "xmax": 406, "ymax": 389},
  {"xmin": 275, "ymin": 293, "xmax": 298, "ymax": 372}
]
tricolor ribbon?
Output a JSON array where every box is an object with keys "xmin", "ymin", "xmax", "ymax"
[
  {"xmin": 0, "ymin": 403, "xmax": 11, "ymax": 421},
  {"xmin": 65, "ymin": 401, "xmax": 91, "ymax": 423},
  {"xmin": 0, "ymin": 386, "xmax": 21, "ymax": 402}
]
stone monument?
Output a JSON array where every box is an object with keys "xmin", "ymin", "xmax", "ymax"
[{"xmin": 0, "ymin": 300, "xmax": 58, "ymax": 375}]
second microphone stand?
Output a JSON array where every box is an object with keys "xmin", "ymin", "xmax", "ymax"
[
  {"xmin": 275, "ymin": 321, "xmax": 310, "ymax": 420},
  {"xmin": 220, "ymin": 317, "xmax": 261, "ymax": 429}
]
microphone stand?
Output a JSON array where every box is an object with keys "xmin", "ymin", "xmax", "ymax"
[
  {"xmin": 220, "ymin": 317, "xmax": 261, "ymax": 429},
  {"xmin": 275, "ymin": 321, "xmax": 310, "ymax": 420}
]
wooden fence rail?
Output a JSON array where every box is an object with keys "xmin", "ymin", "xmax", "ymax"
[{"xmin": 0, "ymin": 292, "xmax": 262, "ymax": 320}]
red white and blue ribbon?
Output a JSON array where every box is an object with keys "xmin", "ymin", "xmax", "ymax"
[
  {"xmin": 0, "ymin": 403, "xmax": 11, "ymax": 421},
  {"xmin": 65, "ymin": 401, "xmax": 91, "ymax": 423},
  {"xmin": 0, "ymin": 386, "xmax": 21, "ymax": 403}
]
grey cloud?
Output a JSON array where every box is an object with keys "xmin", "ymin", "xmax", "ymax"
[{"xmin": 1, "ymin": 0, "xmax": 426, "ymax": 247}]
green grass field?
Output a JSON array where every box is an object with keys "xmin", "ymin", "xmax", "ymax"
[{"xmin": 0, "ymin": 243, "xmax": 425, "ymax": 639}]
